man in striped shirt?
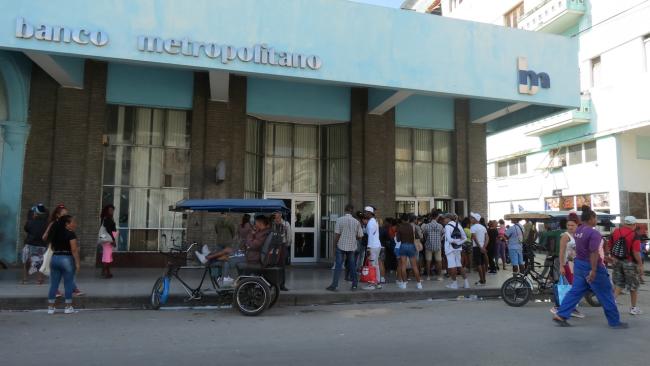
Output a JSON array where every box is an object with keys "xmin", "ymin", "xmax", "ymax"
[
  {"xmin": 327, "ymin": 204, "xmax": 364, "ymax": 291},
  {"xmin": 422, "ymin": 211, "xmax": 444, "ymax": 281}
]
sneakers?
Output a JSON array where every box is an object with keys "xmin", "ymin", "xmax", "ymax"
[
  {"xmin": 398, "ymin": 281, "xmax": 407, "ymax": 289},
  {"xmin": 64, "ymin": 306, "xmax": 76, "ymax": 314},
  {"xmin": 630, "ymin": 307, "xmax": 643, "ymax": 315},
  {"xmin": 416, "ymin": 281, "xmax": 423, "ymax": 289},
  {"xmin": 610, "ymin": 322, "xmax": 629, "ymax": 329},
  {"xmin": 195, "ymin": 251, "xmax": 208, "ymax": 264},
  {"xmin": 326, "ymin": 285, "xmax": 337, "ymax": 292},
  {"xmin": 47, "ymin": 306, "xmax": 56, "ymax": 315},
  {"xmin": 436, "ymin": 277, "xmax": 444, "ymax": 282},
  {"xmin": 201, "ymin": 244, "xmax": 210, "ymax": 255},
  {"xmin": 571, "ymin": 309, "xmax": 585, "ymax": 319},
  {"xmin": 375, "ymin": 284, "xmax": 382, "ymax": 290},
  {"xmin": 363, "ymin": 285, "xmax": 376, "ymax": 290},
  {"xmin": 446, "ymin": 282, "xmax": 459, "ymax": 289},
  {"xmin": 464, "ymin": 279, "xmax": 470, "ymax": 289},
  {"xmin": 72, "ymin": 288, "xmax": 85, "ymax": 297}
]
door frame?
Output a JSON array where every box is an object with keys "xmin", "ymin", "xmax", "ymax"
[{"xmin": 264, "ymin": 192, "xmax": 320, "ymax": 263}]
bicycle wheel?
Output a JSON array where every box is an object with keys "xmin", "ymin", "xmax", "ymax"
[
  {"xmin": 150, "ymin": 277, "xmax": 165, "ymax": 310},
  {"xmin": 584, "ymin": 290, "xmax": 602, "ymax": 307},
  {"xmin": 268, "ymin": 285, "xmax": 280, "ymax": 309},
  {"xmin": 501, "ymin": 276, "xmax": 532, "ymax": 307},
  {"xmin": 234, "ymin": 277, "xmax": 271, "ymax": 316}
]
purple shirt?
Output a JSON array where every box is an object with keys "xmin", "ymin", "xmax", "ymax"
[{"xmin": 574, "ymin": 225, "xmax": 604, "ymax": 266}]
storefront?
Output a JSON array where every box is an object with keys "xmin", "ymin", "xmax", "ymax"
[{"xmin": 0, "ymin": 0, "xmax": 580, "ymax": 265}]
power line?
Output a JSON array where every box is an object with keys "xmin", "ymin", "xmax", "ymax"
[{"xmin": 570, "ymin": 0, "xmax": 650, "ymax": 38}]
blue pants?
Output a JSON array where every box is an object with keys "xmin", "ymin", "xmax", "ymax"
[
  {"xmin": 48, "ymin": 255, "xmax": 75, "ymax": 303},
  {"xmin": 557, "ymin": 259, "xmax": 620, "ymax": 326},
  {"xmin": 331, "ymin": 248, "xmax": 357, "ymax": 288}
]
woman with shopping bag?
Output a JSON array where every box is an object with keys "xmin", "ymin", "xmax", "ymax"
[
  {"xmin": 99, "ymin": 204, "xmax": 118, "ymax": 278},
  {"xmin": 550, "ymin": 213, "xmax": 584, "ymax": 318}
]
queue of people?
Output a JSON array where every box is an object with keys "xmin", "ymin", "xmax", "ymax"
[{"xmin": 324, "ymin": 204, "xmax": 496, "ymax": 291}]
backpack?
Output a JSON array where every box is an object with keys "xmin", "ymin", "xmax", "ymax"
[
  {"xmin": 611, "ymin": 229, "xmax": 634, "ymax": 261},
  {"xmin": 260, "ymin": 230, "xmax": 285, "ymax": 267},
  {"xmin": 446, "ymin": 223, "xmax": 463, "ymax": 249}
]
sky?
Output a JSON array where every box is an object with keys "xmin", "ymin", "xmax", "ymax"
[{"xmin": 348, "ymin": 0, "xmax": 403, "ymax": 8}]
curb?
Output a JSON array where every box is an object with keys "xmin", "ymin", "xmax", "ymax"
[{"xmin": 0, "ymin": 288, "xmax": 502, "ymax": 311}]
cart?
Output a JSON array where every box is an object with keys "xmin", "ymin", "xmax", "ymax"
[{"xmin": 150, "ymin": 199, "xmax": 289, "ymax": 316}]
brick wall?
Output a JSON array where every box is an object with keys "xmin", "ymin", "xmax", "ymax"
[
  {"xmin": 21, "ymin": 61, "xmax": 107, "ymax": 263},
  {"xmin": 349, "ymin": 88, "xmax": 396, "ymax": 219},
  {"xmin": 455, "ymin": 99, "xmax": 488, "ymax": 217},
  {"xmin": 187, "ymin": 73, "xmax": 247, "ymax": 245}
]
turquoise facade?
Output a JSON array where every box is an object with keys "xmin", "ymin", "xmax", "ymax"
[
  {"xmin": 107, "ymin": 63, "xmax": 194, "ymax": 110},
  {"xmin": 0, "ymin": 50, "xmax": 30, "ymax": 263},
  {"xmin": 395, "ymin": 95, "xmax": 454, "ymax": 130},
  {"xmin": 247, "ymin": 78, "xmax": 351, "ymax": 122}
]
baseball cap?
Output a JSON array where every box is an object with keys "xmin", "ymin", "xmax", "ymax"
[
  {"xmin": 624, "ymin": 216, "xmax": 637, "ymax": 225},
  {"xmin": 364, "ymin": 206, "xmax": 374, "ymax": 213},
  {"xmin": 470, "ymin": 212, "xmax": 481, "ymax": 222}
]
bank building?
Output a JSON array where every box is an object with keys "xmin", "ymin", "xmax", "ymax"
[{"xmin": 0, "ymin": 0, "xmax": 580, "ymax": 266}]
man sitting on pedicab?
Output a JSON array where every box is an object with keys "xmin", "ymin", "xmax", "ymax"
[{"xmin": 195, "ymin": 215, "xmax": 271, "ymax": 284}]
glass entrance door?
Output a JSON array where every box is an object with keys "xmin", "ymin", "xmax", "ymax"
[{"xmin": 265, "ymin": 193, "xmax": 319, "ymax": 263}]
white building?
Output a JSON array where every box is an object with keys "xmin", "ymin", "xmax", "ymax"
[{"xmin": 442, "ymin": 0, "xmax": 650, "ymax": 228}]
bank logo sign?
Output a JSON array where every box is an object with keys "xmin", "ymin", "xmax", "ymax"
[
  {"xmin": 13, "ymin": 17, "xmax": 322, "ymax": 71},
  {"xmin": 517, "ymin": 57, "xmax": 550, "ymax": 95}
]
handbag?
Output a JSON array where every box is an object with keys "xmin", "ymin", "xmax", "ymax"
[
  {"xmin": 39, "ymin": 245, "xmax": 52, "ymax": 276},
  {"xmin": 97, "ymin": 222, "xmax": 111, "ymax": 245},
  {"xmin": 360, "ymin": 256, "xmax": 377, "ymax": 284},
  {"xmin": 555, "ymin": 275, "xmax": 572, "ymax": 306}
]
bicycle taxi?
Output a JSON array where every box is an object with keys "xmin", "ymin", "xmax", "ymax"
[
  {"xmin": 150, "ymin": 198, "xmax": 289, "ymax": 316},
  {"xmin": 500, "ymin": 210, "xmax": 616, "ymax": 307}
]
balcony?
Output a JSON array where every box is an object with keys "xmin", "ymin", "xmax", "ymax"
[
  {"xmin": 518, "ymin": 0, "xmax": 586, "ymax": 34},
  {"xmin": 525, "ymin": 97, "xmax": 591, "ymax": 137}
]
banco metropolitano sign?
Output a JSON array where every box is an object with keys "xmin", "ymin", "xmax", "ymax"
[{"xmin": 14, "ymin": 17, "xmax": 323, "ymax": 71}]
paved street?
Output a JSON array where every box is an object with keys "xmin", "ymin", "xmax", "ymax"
[{"xmin": 2, "ymin": 289, "xmax": 649, "ymax": 366}]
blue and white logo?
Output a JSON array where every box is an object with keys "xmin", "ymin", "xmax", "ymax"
[{"xmin": 518, "ymin": 57, "xmax": 550, "ymax": 95}]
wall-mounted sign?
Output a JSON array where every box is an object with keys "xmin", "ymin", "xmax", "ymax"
[
  {"xmin": 15, "ymin": 17, "xmax": 108, "ymax": 47},
  {"xmin": 518, "ymin": 57, "xmax": 550, "ymax": 95},
  {"xmin": 137, "ymin": 36, "xmax": 322, "ymax": 70}
]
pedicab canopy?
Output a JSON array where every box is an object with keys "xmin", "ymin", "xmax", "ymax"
[{"xmin": 170, "ymin": 199, "xmax": 289, "ymax": 214}]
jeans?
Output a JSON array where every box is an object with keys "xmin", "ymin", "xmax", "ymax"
[
  {"xmin": 331, "ymin": 248, "xmax": 357, "ymax": 288},
  {"xmin": 48, "ymin": 255, "xmax": 75, "ymax": 303},
  {"xmin": 557, "ymin": 259, "xmax": 621, "ymax": 326}
]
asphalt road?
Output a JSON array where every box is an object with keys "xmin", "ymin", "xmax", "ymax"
[{"xmin": 1, "ymin": 293, "xmax": 648, "ymax": 366}]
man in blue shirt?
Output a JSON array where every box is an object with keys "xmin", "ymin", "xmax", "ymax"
[{"xmin": 505, "ymin": 219, "xmax": 525, "ymax": 273}]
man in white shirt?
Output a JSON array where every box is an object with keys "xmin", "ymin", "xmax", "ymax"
[
  {"xmin": 470, "ymin": 212, "xmax": 489, "ymax": 287},
  {"xmin": 363, "ymin": 206, "xmax": 382, "ymax": 290},
  {"xmin": 443, "ymin": 213, "xmax": 469, "ymax": 289}
]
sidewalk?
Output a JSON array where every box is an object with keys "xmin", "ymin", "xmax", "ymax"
[{"xmin": 0, "ymin": 266, "xmax": 510, "ymax": 310}]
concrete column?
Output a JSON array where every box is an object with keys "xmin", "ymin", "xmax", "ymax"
[{"xmin": 349, "ymin": 88, "xmax": 366, "ymax": 211}]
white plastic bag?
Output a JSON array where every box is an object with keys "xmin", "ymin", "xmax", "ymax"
[{"xmin": 39, "ymin": 246, "xmax": 52, "ymax": 276}]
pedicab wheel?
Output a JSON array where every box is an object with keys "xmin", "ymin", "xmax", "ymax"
[
  {"xmin": 150, "ymin": 277, "xmax": 164, "ymax": 310},
  {"xmin": 584, "ymin": 290, "xmax": 601, "ymax": 307},
  {"xmin": 501, "ymin": 276, "xmax": 531, "ymax": 307},
  {"xmin": 234, "ymin": 277, "xmax": 271, "ymax": 316},
  {"xmin": 268, "ymin": 285, "xmax": 280, "ymax": 309}
]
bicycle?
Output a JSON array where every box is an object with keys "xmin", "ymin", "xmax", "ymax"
[
  {"xmin": 150, "ymin": 242, "xmax": 281, "ymax": 316},
  {"xmin": 501, "ymin": 243, "xmax": 600, "ymax": 307}
]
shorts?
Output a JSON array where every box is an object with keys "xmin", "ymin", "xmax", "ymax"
[
  {"xmin": 472, "ymin": 247, "xmax": 486, "ymax": 266},
  {"xmin": 399, "ymin": 243, "xmax": 417, "ymax": 258},
  {"xmin": 509, "ymin": 248, "xmax": 524, "ymax": 266},
  {"xmin": 612, "ymin": 260, "xmax": 640, "ymax": 291},
  {"xmin": 425, "ymin": 249, "xmax": 442, "ymax": 262},
  {"xmin": 446, "ymin": 250, "xmax": 462, "ymax": 268}
]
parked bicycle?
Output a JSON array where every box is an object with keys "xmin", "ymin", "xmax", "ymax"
[{"xmin": 501, "ymin": 243, "xmax": 600, "ymax": 307}]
